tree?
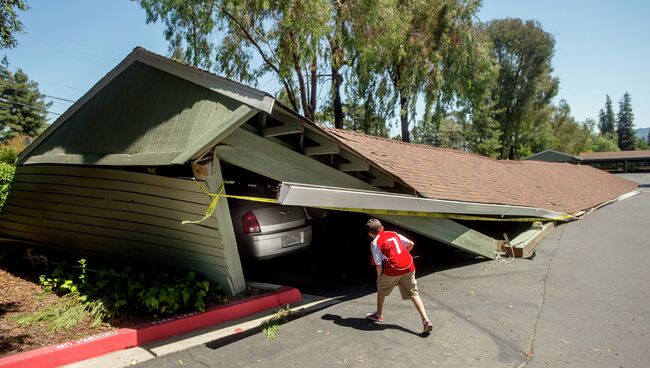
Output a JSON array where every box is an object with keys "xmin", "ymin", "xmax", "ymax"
[
  {"xmin": 546, "ymin": 100, "xmax": 592, "ymax": 155},
  {"xmin": 350, "ymin": 0, "xmax": 494, "ymax": 143},
  {"xmin": 1, "ymin": 0, "xmax": 27, "ymax": 49},
  {"xmin": 591, "ymin": 134, "xmax": 619, "ymax": 152},
  {"xmin": 597, "ymin": 95, "xmax": 616, "ymax": 136},
  {"xmin": 485, "ymin": 18, "xmax": 558, "ymax": 159},
  {"xmin": 139, "ymin": 0, "xmax": 339, "ymax": 123},
  {"xmin": 616, "ymin": 92, "xmax": 635, "ymax": 150},
  {"xmin": 0, "ymin": 57, "xmax": 50, "ymax": 142}
]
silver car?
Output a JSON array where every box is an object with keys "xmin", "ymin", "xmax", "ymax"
[{"xmin": 228, "ymin": 184, "xmax": 312, "ymax": 260}]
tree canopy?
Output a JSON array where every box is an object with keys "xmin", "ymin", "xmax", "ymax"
[
  {"xmin": 0, "ymin": 0, "xmax": 27, "ymax": 49},
  {"xmin": 0, "ymin": 57, "xmax": 50, "ymax": 143},
  {"xmin": 616, "ymin": 92, "xmax": 635, "ymax": 151},
  {"xmin": 598, "ymin": 95, "xmax": 616, "ymax": 136},
  {"xmin": 137, "ymin": 2, "xmax": 634, "ymax": 158},
  {"xmin": 485, "ymin": 18, "xmax": 558, "ymax": 159}
]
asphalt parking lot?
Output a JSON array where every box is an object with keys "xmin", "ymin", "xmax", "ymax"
[{"xmin": 136, "ymin": 188, "xmax": 649, "ymax": 368}]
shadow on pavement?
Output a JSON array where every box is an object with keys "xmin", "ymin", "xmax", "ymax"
[{"xmin": 321, "ymin": 314, "xmax": 428, "ymax": 338}]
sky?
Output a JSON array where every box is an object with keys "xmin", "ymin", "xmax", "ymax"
[{"xmin": 2, "ymin": 0, "xmax": 649, "ymax": 130}]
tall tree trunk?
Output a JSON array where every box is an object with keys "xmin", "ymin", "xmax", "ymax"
[
  {"xmin": 310, "ymin": 56, "xmax": 317, "ymax": 121},
  {"xmin": 400, "ymin": 94, "xmax": 410, "ymax": 142},
  {"xmin": 332, "ymin": 65, "xmax": 344, "ymax": 129}
]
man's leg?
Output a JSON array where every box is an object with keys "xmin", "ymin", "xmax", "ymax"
[
  {"xmin": 376, "ymin": 292, "xmax": 385, "ymax": 316},
  {"xmin": 411, "ymin": 294, "xmax": 429, "ymax": 322}
]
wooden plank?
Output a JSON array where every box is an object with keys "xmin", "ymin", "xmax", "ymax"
[
  {"xmin": 1, "ymin": 211, "xmax": 225, "ymax": 258},
  {"xmin": 172, "ymin": 104, "xmax": 257, "ymax": 164},
  {"xmin": 263, "ymin": 124, "xmax": 304, "ymax": 138},
  {"xmin": 3, "ymin": 204, "xmax": 221, "ymax": 247},
  {"xmin": 7, "ymin": 190, "xmax": 219, "ymax": 231},
  {"xmin": 507, "ymin": 222, "xmax": 554, "ymax": 258},
  {"xmin": 0, "ymin": 222, "xmax": 228, "ymax": 270},
  {"xmin": 14, "ymin": 174, "xmax": 210, "ymax": 205},
  {"xmin": 10, "ymin": 182, "xmax": 211, "ymax": 216},
  {"xmin": 218, "ymin": 128, "xmax": 497, "ymax": 259},
  {"xmin": 16, "ymin": 165, "xmax": 202, "ymax": 193},
  {"xmin": 22, "ymin": 152, "xmax": 181, "ymax": 166},
  {"xmin": 6, "ymin": 197, "xmax": 220, "ymax": 238},
  {"xmin": 304, "ymin": 144, "xmax": 340, "ymax": 156},
  {"xmin": 338, "ymin": 150, "xmax": 370, "ymax": 172},
  {"xmin": 206, "ymin": 155, "xmax": 245, "ymax": 295}
]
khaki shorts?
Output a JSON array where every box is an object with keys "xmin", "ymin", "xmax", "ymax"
[{"xmin": 376, "ymin": 271, "xmax": 419, "ymax": 300}]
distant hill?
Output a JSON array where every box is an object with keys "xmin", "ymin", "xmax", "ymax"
[{"xmin": 636, "ymin": 127, "xmax": 649, "ymax": 141}]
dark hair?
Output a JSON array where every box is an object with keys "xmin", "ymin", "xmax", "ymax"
[{"xmin": 366, "ymin": 218, "xmax": 382, "ymax": 234}]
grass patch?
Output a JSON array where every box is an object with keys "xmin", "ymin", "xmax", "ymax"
[
  {"xmin": 260, "ymin": 308, "xmax": 295, "ymax": 341},
  {"xmin": 14, "ymin": 292, "xmax": 107, "ymax": 332}
]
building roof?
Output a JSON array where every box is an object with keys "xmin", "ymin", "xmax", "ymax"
[
  {"xmin": 580, "ymin": 150, "xmax": 650, "ymax": 161},
  {"xmin": 525, "ymin": 150, "xmax": 581, "ymax": 163},
  {"xmin": 326, "ymin": 129, "xmax": 639, "ymax": 215}
]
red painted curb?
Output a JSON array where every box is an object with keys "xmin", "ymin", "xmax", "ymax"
[{"xmin": 0, "ymin": 287, "xmax": 301, "ymax": 368}]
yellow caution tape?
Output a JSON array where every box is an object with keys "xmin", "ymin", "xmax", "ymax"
[
  {"xmin": 181, "ymin": 180, "xmax": 278, "ymax": 225},
  {"xmin": 183, "ymin": 180, "xmax": 572, "ymax": 224}
]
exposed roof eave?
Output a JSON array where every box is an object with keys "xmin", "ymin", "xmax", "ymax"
[{"xmin": 270, "ymin": 101, "xmax": 417, "ymax": 195}]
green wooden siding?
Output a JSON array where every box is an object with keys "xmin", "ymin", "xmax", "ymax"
[
  {"xmin": 26, "ymin": 62, "xmax": 247, "ymax": 165},
  {"xmin": 0, "ymin": 165, "xmax": 242, "ymax": 293}
]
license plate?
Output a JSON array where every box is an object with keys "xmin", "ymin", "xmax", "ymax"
[{"xmin": 282, "ymin": 233, "xmax": 301, "ymax": 247}]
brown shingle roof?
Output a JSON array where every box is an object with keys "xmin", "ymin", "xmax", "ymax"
[
  {"xmin": 326, "ymin": 129, "xmax": 639, "ymax": 215},
  {"xmin": 580, "ymin": 150, "xmax": 650, "ymax": 160}
]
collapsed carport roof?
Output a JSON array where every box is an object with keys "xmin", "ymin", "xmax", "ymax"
[{"xmin": 325, "ymin": 129, "xmax": 639, "ymax": 216}]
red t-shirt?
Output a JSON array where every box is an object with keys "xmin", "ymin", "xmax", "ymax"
[{"xmin": 370, "ymin": 231, "xmax": 415, "ymax": 276}]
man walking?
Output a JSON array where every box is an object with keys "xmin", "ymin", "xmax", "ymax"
[{"xmin": 365, "ymin": 218, "xmax": 433, "ymax": 334}]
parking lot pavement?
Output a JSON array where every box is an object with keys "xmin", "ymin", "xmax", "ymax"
[{"xmin": 135, "ymin": 192, "xmax": 650, "ymax": 368}]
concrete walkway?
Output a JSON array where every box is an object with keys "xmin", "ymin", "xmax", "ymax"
[{"xmin": 132, "ymin": 192, "xmax": 649, "ymax": 368}]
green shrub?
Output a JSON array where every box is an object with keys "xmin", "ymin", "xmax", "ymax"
[
  {"xmin": 0, "ymin": 163, "xmax": 15, "ymax": 210},
  {"xmin": 38, "ymin": 258, "xmax": 227, "ymax": 319}
]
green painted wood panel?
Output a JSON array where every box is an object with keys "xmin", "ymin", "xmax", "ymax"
[
  {"xmin": 8, "ymin": 190, "xmax": 218, "ymax": 232},
  {"xmin": 26, "ymin": 62, "xmax": 246, "ymax": 166},
  {"xmin": 0, "ymin": 165, "xmax": 237, "ymax": 292}
]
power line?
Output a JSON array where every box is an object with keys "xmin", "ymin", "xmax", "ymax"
[
  {"xmin": 0, "ymin": 98, "xmax": 62, "ymax": 116},
  {"xmin": 0, "ymin": 83, "xmax": 79, "ymax": 103},
  {"xmin": 44, "ymin": 94, "xmax": 76, "ymax": 103}
]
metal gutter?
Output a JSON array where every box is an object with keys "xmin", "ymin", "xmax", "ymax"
[{"xmin": 277, "ymin": 182, "xmax": 573, "ymax": 220}]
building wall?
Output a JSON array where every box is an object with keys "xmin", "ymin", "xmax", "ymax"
[{"xmin": 0, "ymin": 164, "xmax": 243, "ymax": 294}]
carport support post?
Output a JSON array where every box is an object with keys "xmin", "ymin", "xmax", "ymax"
[{"xmin": 206, "ymin": 154, "xmax": 246, "ymax": 295}]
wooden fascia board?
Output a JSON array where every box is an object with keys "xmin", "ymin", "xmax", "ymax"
[
  {"xmin": 21, "ymin": 152, "xmax": 181, "ymax": 166},
  {"xmin": 303, "ymin": 129, "xmax": 340, "ymax": 156},
  {"xmin": 304, "ymin": 145, "xmax": 340, "ymax": 156},
  {"xmin": 172, "ymin": 105, "xmax": 257, "ymax": 164},
  {"xmin": 263, "ymin": 124, "xmax": 304, "ymax": 138}
]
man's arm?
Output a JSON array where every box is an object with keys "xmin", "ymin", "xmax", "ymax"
[{"xmin": 376, "ymin": 265, "xmax": 383, "ymax": 278}]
